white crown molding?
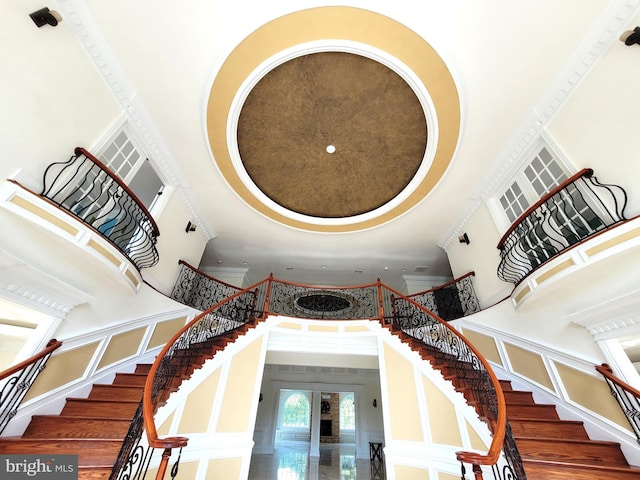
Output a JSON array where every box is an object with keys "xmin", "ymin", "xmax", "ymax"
[
  {"xmin": 54, "ymin": 0, "xmax": 215, "ymax": 241},
  {"xmin": 439, "ymin": 0, "xmax": 640, "ymax": 250},
  {"xmin": 567, "ymin": 288, "xmax": 640, "ymax": 340},
  {"xmin": 0, "ymin": 248, "xmax": 92, "ymax": 317}
]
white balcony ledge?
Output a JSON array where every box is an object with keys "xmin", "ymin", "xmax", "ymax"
[
  {"xmin": 511, "ymin": 216, "xmax": 640, "ymax": 309},
  {"xmin": 0, "ymin": 180, "xmax": 142, "ymax": 292}
]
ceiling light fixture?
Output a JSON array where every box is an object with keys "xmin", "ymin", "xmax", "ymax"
[{"xmin": 326, "ymin": 145, "xmax": 336, "ymax": 154}]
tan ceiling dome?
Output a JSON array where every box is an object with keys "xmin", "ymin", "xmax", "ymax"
[
  {"xmin": 237, "ymin": 51, "xmax": 427, "ymax": 218},
  {"xmin": 207, "ymin": 6, "xmax": 460, "ymax": 233}
]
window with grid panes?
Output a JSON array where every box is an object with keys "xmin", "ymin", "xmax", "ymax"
[
  {"xmin": 498, "ymin": 144, "xmax": 569, "ymax": 225},
  {"xmin": 98, "ymin": 126, "xmax": 164, "ymax": 211},
  {"xmin": 100, "ymin": 130, "xmax": 141, "ymax": 181}
]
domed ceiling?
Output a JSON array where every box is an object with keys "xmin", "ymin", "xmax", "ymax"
[
  {"xmin": 237, "ymin": 51, "xmax": 427, "ymax": 219},
  {"xmin": 206, "ymin": 6, "xmax": 460, "ymax": 233}
]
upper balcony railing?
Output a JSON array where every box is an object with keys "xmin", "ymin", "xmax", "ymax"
[
  {"xmin": 41, "ymin": 147, "xmax": 160, "ymax": 270},
  {"xmin": 406, "ymin": 271, "xmax": 480, "ymax": 320},
  {"xmin": 497, "ymin": 168, "xmax": 628, "ymax": 284}
]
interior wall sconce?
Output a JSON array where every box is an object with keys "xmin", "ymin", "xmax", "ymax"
[
  {"xmin": 458, "ymin": 233, "xmax": 470, "ymax": 245},
  {"xmin": 372, "ymin": 399, "xmax": 377, "ymax": 408},
  {"xmin": 259, "ymin": 393, "xmax": 263, "ymax": 402},
  {"xmin": 621, "ymin": 26, "xmax": 640, "ymax": 46},
  {"xmin": 29, "ymin": 7, "xmax": 62, "ymax": 27},
  {"xmin": 185, "ymin": 221, "xmax": 196, "ymax": 233}
]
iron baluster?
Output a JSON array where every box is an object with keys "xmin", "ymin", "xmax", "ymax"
[
  {"xmin": 0, "ymin": 339, "xmax": 61, "ymax": 434},
  {"xmin": 497, "ymin": 168, "xmax": 628, "ymax": 284},
  {"xmin": 40, "ymin": 147, "xmax": 159, "ymax": 270}
]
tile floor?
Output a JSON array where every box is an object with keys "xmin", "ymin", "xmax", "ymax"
[{"xmin": 248, "ymin": 442, "xmax": 385, "ymax": 480}]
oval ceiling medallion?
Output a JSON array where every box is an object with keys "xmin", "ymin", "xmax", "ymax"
[{"xmin": 207, "ymin": 6, "xmax": 460, "ymax": 233}]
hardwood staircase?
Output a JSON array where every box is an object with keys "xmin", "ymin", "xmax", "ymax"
[
  {"xmin": 502, "ymin": 379, "xmax": 640, "ymax": 479},
  {"xmin": 0, "ymin": 318, "xmax": 259, "ymax": 480},
  {"xmin": 0, "ymin": 363, "xmax": 149, "ymax": 479},
  {"xmin": 384, "ymin": 323, "xmax": 640, "ymax": 479}
]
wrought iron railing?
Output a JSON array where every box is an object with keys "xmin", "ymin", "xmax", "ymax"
[
  {"xmin": 170, "ymin": 260, "xmax": 245, "ymax": 311},
  {"xmin": 112, "ymin": 283, "xmax": 262, "ymax": 479},
  {"xmin": 266, "ymin": 277, "xmax": 380, "ymax": 319},
  {"xmin": 497, "ymin": 168, "xmax": 628, "ymax": 284},
  {"xmin": 0, "ymin": 339, "xmax": 62, "ymax": 434},
  {"xmin": 385, "ymin": 290, "xmax": 525, "ymax": 479},
  {"xmin": 115, "ymin": 275, "xmax": 519, "ymax": 479},
  {"xmin": 596, "ymin": 363, "xmax": 640, "ymax": 445},
  {"xmin": 406, "ymin": 271, "xmax": 480, "ymax": 320},
  {"xmin": 40, "ymin": 147, "xmax": 160, "ymax": 270}
]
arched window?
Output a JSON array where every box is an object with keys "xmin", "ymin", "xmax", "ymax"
[
  {"xmin": 282, "ymin": 393, "xmax": 310, "ymax": 428},
  {"xmin": 340, "ymin": 393, "xmax": 355, "ymax": 430}
]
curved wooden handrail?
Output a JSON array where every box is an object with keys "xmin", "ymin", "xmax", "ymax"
[
  {"xmin": 144, "ymin": 275, "xmax": 506, "ymax": 472},
  {"xmin": 74, "ymin": 147, "xmax": 160, "ymax": 237},
  {"xmin": 142, "ymin": 278, "xmax": 269, "ymax": 449},
  {"xmin": 383, "ymin": 283, "xmax": 507, "ymax": 468},
  {"xmin": 406, "ymin": 271, "xmax": 475, "ymax": 298},
  {"xmin": 268, "ymin": 275, "xmax": 380, "ymax": 291},
  {"xmin": 497, "ymin": 168, "xmax": 593, "ymax": 250},
  {"xmin": 596, "ymin": 363, "xmax": 640, "ymax": 398},
  {"xmin": 0, "ymin": 339, "xmax": 62, "ymax": 381}
]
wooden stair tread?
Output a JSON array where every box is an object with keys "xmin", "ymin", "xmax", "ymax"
[
  {"xmin": 77, "ymin": 466, "xmax": 113, "ymax": 480},
  {"xmin": 523, "ymin": 458, "xmax": 640, "ymax": 479},
  {"xmin": 24, "ymin": 415, "xmax": 132, "ymax": 438},
  {"xmin": 508, "ymin": 417, "xmax": 589, "ymax": 439},
  {"xmin": 0, "ymin": 438, "xmax": 122, "ymax": 466}
]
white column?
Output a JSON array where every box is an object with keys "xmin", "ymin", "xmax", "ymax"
[{"xmin": 309, "ymin": 390, "xmax": 321, "ymax": 457}]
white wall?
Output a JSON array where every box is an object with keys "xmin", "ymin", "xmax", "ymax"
[
  {"xmin": 445, "ymin": 13, "xmax": 640, "ymax": 367},
  {"xmin": 0, "ymin": 2, "xmax": 209, "ymax": 339}
]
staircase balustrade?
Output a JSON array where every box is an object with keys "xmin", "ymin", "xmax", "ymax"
[
  {"xmin": 386, "ymin": 292, "xmax": 525, "ymax": 479},
  {"xmin": 0, "ymin": 339, "xmax": 62, "ymax": 434},
  {"xmin": 112, "ymin": 275, "xmax": 518, "ymax": 479},
  {"xmin": 170, "ymin": 260, "xmax": 245, "ymax": 311},
  {"xmin": 596, "ymin": 363, "xmax": 640, "ymax": 445},
  {"xmin": 406, "ymin": 271, "xmax": 480, "ymax": 320},
  {"xmin": 266, "ymin": 277, "xmax": 380, "ymax": 319},
  {"xmin": 497, "ymin": 168, "xmax": 628, "ymax": 284},
  {"xmin": 40, "ymin": 147, "xmax": 160, "ymax": 270},
  {"xmin": 112, "ymin": 283, "xmax": 262, "ymax": 480}
]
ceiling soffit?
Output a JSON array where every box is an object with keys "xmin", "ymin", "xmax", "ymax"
[{"xmin": 207, "ymin": 6, "xmax": 460, "ymax": 233}]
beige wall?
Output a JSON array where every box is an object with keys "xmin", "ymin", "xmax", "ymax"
[
  {"xmin": 153, "ymin": 334, "xmax": 266, "ymax": 479},
  {"xmin": 380, "ymin": 337, "xmax": 491, "ymax": 479},
  {"xmin": 459, "ymin": 319, "xmax": 635, "ymax": 438}
]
